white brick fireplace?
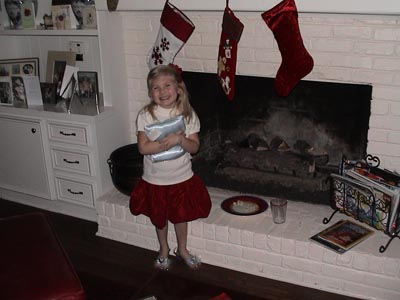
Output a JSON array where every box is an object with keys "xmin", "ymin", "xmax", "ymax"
[
  {"xmin": 114, "ymin": 5, "xmax": 400, "ymax": 172},
  {"xmin": 96, "ymin": 2, "xmax": 400, "ymax": 299}
]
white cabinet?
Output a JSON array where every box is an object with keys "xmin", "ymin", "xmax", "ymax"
[
  {"xmin": 0, "ymin": 106, "xmax": 126, "ymax": 221},
  {"xmin": 51, "ymin": 148, "xmax": 92, "ymax": 175},
  {"xmin": 0, "ymin": 7, "xmax": 130, "ymax": 220},
  {"xmin": 0, "ymin": 116, "xmax": 50, "ymax": 199},
  {"xmin": 47, "ymin": 120, "xmax": 96, "ymax": 207}
]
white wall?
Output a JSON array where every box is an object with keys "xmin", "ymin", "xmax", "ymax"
[
  {"xmin": 120, "ymin": 10, "xmax": 400, "ymax": 172},
  {"xmin": 97, "ymin": 0, "xmax": 400, "ymax": 15}
]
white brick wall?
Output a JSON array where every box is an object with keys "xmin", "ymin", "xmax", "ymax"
[
  {"xmin": 121, "ymin": 11, "xmax": 400, "ymax": 172},
  {"xmin": 96, "ymin": 188, "xmax": 400, "ymax": 300}
]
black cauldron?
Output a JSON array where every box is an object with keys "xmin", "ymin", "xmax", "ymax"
[{"xmin": 107, "ymin": 144, "xmax": 143, "ymax": 196}]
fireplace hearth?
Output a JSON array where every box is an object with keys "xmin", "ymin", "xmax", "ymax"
[{"xmin": 183, "ymin": 72, "xmax": 372, "ymax": 205}]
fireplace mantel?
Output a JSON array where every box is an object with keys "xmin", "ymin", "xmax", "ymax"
[{"xmin": 98, "ymin": 0, "xmax": 400, "ymax": 15}]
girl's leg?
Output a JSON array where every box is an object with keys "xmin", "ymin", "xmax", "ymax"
[
  {"xmin": 156, "ymin": 224, "xmax": 170, "ymax": 257},
  {"xmin": 154, "ymin": 224, "xmax": 171, "ymax": 270},
  {"xmin": 174, "ymin": 222, "xmax": 189, "ymax": 258},
  {"xmin": 174, "ymin": 222, "xmax": 201, "ymax": 269}
]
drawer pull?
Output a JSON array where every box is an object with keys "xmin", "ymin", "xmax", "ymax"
[
  {"xmin": 67, "ymin": 189, "xmax": 83, "ymax": 195},
  {"xmin": 59, "ymin": 131, "xmax": 77, "ymax": 136},
  {"xmin": 63, "ymin": 158, "xmax": 80, "ymax": 164}
]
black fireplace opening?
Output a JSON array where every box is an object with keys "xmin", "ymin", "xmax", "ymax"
[{"xmin": 183, "ymin": 71, "xmax": 372, "ymax": 205}]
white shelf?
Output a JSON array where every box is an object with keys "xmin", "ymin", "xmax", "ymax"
[{"xmin": 0, "ymin": 28, "xmax": 98, "ymax": 37}]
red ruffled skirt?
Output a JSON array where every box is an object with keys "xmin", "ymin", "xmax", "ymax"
[{"xmin": 129, "ymin": 175, "xmax": 212, "ymax": 229}]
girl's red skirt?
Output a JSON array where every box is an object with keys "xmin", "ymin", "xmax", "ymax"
[{"xmin": 129, "ymin": 175, "xmax": 212, "ymax": 229}]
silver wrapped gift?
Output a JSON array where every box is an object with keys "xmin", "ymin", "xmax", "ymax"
[{"xmin": 144, "ymin": 115, "xmax": 186, "ymax": 162}]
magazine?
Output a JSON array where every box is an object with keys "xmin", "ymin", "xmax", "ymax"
[
  {"xmin": 331, "ymin": 173, "xmax": 390, "ymax": 232},
  {"xmin": 343, "ymin": 168, "xmax": 400, "ymax": 234},
  {"xmin": 310, "ymin": 219, "xmax": 374, "ymax": 254}
]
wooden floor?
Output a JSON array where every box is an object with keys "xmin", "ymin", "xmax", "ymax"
[{"xmin": 0, "ymin": 198, "xmax": 361, "ymax": 300}]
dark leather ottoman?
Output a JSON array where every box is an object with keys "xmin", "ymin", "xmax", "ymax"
[{"xmin": 0, "ymin": 212, "xmax": 85, "ymax": 300}]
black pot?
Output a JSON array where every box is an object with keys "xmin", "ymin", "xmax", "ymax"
[{"xmin": 107, "ymin": 144, "xmax": 143, "ymax": 196}]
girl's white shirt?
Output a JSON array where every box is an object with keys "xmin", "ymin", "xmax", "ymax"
[{"xmin": 136, "ymin": 106, "xmax": 200, "ymax": 185}]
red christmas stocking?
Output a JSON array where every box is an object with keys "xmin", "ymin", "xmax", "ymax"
[
  {"xmin": 147, "ymin": 1, "xmax": 195, "ymax": 69},
  {"xmin": 217, "ymin": 4, "xmax": 244, "ymax": 101},
  {"xmin": 261, "ymin": 0, "xmax": 313, "ymax": 96}
]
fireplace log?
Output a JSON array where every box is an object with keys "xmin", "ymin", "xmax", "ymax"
[
  {"xmin": 222, "ymin": 144, "xmax": 320, "ymax": 177},
  {"xmin": 293, "ymin": 140, "xmax": 313, "ymax": 154},
  {"xmin": 244, "ymin": 133, "xmax": 269, "ymax": 151},
  {"xmin": 270, "ymin": 136, "xmax": 290, "ymax": 151},
  {"xmin": 215, "ymin": 166, "xmax": 331, "ymax": 193}
]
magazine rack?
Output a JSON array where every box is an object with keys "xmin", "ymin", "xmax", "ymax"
[{"xmin": 324, "ymin": 155, "xmax": 400, "ymax": 253}]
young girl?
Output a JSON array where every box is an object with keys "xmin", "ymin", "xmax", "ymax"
[{"xmin": 129, "ymin": 64, "xmax": 211, "ymax": 270}]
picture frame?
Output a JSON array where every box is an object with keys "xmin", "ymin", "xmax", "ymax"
[
  {"xmin": 77, "ymin": 71, "xmax": 99, "ymax": 100},
  {"xmin": 81, "ymin": 5, "xmax": 96, "ymax": 29},
  {"xmin": 0, "ymin": 77, "xmax": 13, "ymax": 106},
  {"xmin": 0, "ymin": 58, "xmax": 40, "ymax": 77},
  {"xmin": 40, "ymin": 82, "xmax": 57, "ymax": 105},
  {"xmin": 11, "ymin": 76, "xmax": 28, "ymax": 108},
  {"xmin": 51, "ymin": 4, "xmax": 78, "ymax": 30},
  {"xmin": 71, "ymin": 71, "xmax": 100, "ymax": 115},
  {"xmin": 46, "ymin": 50, "xmax": 76, "ymax": 86}
]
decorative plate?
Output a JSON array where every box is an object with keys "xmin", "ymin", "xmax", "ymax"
[{"xmin": 221, "ymin": 196, "xmax": 268, "ymax": 216}]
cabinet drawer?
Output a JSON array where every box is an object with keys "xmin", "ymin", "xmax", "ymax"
[
  {"xmin": 48, "ymin": 123, "xmax": 89, "ymax": 146},
  {"xmin": 55, "ymin": 177, "xmax": 95, "ymax": 207},
  {"xmin": 52, "ymin": 148, "xmax": 91, "ymax": 175}
]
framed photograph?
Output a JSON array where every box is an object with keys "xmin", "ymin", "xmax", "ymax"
[
  {"xmin": 46, "ymin": 50, "xmax": 76, "ymax": 86},
  {"xmin": 0, "ymin": 58, "xmax": 40, "ymax": 77},
  {"xmin": 0, "ymin": 77, "xmax": 13, "ymax": 106},
  {"xmin": 53, "ymin": 60, "xmax": 67, "ymax": 83},
  {"xmin": 40, "ymin": 82, "xmax": 57, "ymax": 105},
  {"xmin": 77, "ymin": 71, "xmax": 99, "ymax": 99},
  {"xmin": 11, "ymin": 76, "xmax": 27, "ymax": 108},
  {"xmin": 82, "ymin": 5, "xmax": 96, "ymax": 29}
]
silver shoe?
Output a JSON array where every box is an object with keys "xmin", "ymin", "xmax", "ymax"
[
  {"xmin": 154, "ymin": 253, "xmax": 171, "ymax": 271},
  {"xmin": 174, "ymin": 248, "xmax": 201, "ymax": 270}
]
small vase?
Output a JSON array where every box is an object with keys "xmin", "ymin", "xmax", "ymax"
[
  {"xmin": 4, "ymin": 0, "xmax": 38, "ymax": 29},
  {"xmin": 5, "ymin": 0, "xmax": 23, "ymax": 29},
  {"xmin": 71, "ymin": 0, "xmax": 95, "ymax": 27}
]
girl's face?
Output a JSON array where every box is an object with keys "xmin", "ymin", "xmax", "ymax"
[{"xmin": 149, "ymin": 74, "xmax": 179, "ymax": 109}]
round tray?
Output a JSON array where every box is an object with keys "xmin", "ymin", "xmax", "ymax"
[{"xmin": 221, "ymin": 195, "xmax": 268, "ymax": 216}]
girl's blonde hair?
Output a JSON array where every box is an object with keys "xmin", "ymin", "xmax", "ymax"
[{"xmin": 144, "ymin": 64, "xmax": 193, "ymax": 122}]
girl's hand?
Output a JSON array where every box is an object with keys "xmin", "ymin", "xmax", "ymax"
[
  {"xmin": 159, "ymin": 131, "xmax": 184, "ymax": 151},
  {"xmin": 137, "ymin": 131, "xmax": 173, "ymax": 155}
]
